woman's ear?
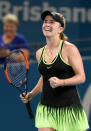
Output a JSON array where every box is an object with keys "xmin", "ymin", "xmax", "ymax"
[{"xmin": 59, "ymin": 27, "xmax": 64, "ymax": 34}]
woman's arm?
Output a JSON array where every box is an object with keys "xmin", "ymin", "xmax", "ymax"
[
  {"xmin": 64, "ymin": 43, "xmax": 86, "ymax": 85},
  {"xmin": 49, "ymin": 43, "xmax": 86, "ymax": 88},
  {"xmin": 29, "ymin": 75, "xmax": 43, "ymax": 97},
  {"xmin": 0, "ymin": 48, "xmax": 10, "ymax": 58},
  {"xmin": 20, "ymin": 48, "xmax": 43, "ymax": 103},
  {"xmin": 0, "ymin": 48, "xmax": 30, "ymax": 60},
  {"xmin": 29, "ymin": 48, "xmax": 43, "ymax": 96}
]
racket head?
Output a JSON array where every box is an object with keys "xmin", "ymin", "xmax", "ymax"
[{"xmin": 4, "ymin": 49, "xmax": 29, "ymax": 89}]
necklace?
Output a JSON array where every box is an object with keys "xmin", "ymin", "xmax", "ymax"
[{"xmin": 44, "ymin": 46, "xmax": 58, "ymax": 63}]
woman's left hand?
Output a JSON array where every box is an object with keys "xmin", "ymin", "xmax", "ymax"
[{"xmin": 48, "ymin": 77, "xmax": 64, "ymax": 88}]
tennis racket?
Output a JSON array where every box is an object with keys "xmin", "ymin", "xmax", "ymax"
[{"xmin": 4, "ymin": 49, "xmax": 34, "ymax": 119}]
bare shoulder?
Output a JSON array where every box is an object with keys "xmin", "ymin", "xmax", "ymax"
[
  {"xmin": 36, "ymin": 47, "xmax": 44, "ymax": 63},
  {"xmin": 64, "ymin": 41, "xmax": 78, "ymax": 49},
  {"xmin": 63, "ymin": 41, "xmax": 83, "ymax": 66},
  {"xmin": 64, "ymin": 41, "xmax": 80, "ymax": 55}
]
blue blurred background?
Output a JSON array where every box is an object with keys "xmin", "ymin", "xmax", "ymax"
[{"xmin": 0, "ymin": 0, "xmax": 91, "ymax": 130}]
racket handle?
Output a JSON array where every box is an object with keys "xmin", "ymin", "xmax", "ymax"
[{"xmin": 26, "ymin": 102, "xmax": 34, "ymax": 119}]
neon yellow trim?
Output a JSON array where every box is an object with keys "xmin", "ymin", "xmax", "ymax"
[
  {"xmin": 60, "ymin": 55, "xmax": 71, "ymax": 66},
  {"xmin": 43, "ymin": 40, "xmax": 63, "ymax": 65},
  {"xmin": 38, "ymin": 46, "xmax": 46, "ymax": 66},
  {"xmin": 59, "ymin": 42, "xmax": 71, "ymax": 66},
  {"xmin": 43, "ymin": 45, "xmax": 46, "ymax": 62},
  {"xmin": 58, "ymin": 40, "xmax": 63, "ymax": 53}
]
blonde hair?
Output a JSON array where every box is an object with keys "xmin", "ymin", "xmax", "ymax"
[
  {"xmin": 3, "ymin": 13, "xmax": 19, "ymax": 25},
  {"xmin": 60, "ymin": 32, "xmax": 68, "ymax": 41},
  {"xmin": 57, "ymin": 13, "xmax": 68, "ymax": 41}
]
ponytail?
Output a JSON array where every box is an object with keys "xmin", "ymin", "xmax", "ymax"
[{"xmin": 60, "ymin": 32, "xmax": 68, "ymax": 41}]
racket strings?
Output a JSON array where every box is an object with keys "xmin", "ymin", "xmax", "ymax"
[
  {"xmin": 6, "ymin": 52, "xmax": 27, "ymax": 87},
  {"xmin": 8, "ymin": 69, "xmax": 26, "ymax": 87}
]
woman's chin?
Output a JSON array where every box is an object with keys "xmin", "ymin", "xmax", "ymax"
[
  {"xmin": 44, "ymin": 33, "xmax": 52, "ymax": 38},
  {"xmin": 5, "ymin": 32, "xmax": 15, "ymax": 37}
]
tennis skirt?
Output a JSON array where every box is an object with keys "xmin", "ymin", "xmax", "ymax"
[{"xmin": 35, "ymin": 103, "xmax": 89, "ymax": 131}]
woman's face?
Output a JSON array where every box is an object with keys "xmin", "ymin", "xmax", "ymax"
[
  {"xmin": 42, "ymin": 15, "xmax": 62, "ymax": 38},
  {"xmin": 3, "ymin": 21, "xmax": 17, "ymax": 37}
]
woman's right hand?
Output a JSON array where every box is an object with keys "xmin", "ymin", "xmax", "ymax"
[
  {"xmin": 20, "ymin": 92, "xmax": 33, "ymax": 103},
  {"xmin": 0, "ymin": 48, "xmax": 10, "ymax": 58}
]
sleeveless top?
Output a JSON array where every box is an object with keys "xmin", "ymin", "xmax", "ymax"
[{"xmin": 38, "ymin": 40, "xmax": 82, "ymax": 108}]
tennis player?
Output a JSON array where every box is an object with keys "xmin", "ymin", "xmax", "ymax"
[{"xmin": 20, "ymin": 10, "xmax": 89, "ymax": 131}]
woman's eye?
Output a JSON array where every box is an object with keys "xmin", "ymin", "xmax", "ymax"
[
  {"xmin": 44, "ymin": 20, "xmax": 55, "ymax": 24},
  {"xmin": 50, "ymin": 21, "xmax": 54, "ymax": 24},
  {"xmin": 44, "ymin": 20, "xmax": 47, "ymax": 23}
]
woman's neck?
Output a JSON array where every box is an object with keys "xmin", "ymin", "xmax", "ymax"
[{"xmin": 46, "ymin": 36, "xmax": 61, "ymax": 49}]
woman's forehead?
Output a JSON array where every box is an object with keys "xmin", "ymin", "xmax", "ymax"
[
  {"xmin": 4, "ymin": 21, "xmax": 17, "ymax": 25},
  {"xmin": 44, "ymin": 15, "xmax": 55, "ymax": 21},
  {"xmin": 44, "ymin": 15, "xmax": 61, "ymax": 26}
]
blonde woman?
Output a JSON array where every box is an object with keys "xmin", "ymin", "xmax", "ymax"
[
  {"xmin": 0, "ymin": 13, "xmax": 30, "ymax": 64},
  {"xmin": 20, "ymin": 10, "xmax": 89, "ymax": 131}
]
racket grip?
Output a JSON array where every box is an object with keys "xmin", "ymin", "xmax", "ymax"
[{"xmin": 26, "ymin": 102, "xmax": 34, "ymax": 119}]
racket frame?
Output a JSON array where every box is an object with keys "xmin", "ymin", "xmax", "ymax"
[{"xmin": 4, "ymin": 49, "xmax": 34, "ymax": 119}]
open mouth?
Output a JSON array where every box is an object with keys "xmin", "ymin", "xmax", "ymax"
[{"xmin": 44, "ymin": 27, "xmax": 52, "ymax": 32}]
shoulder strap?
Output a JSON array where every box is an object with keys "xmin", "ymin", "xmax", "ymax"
[
  {"xmin": 39, "ymin": 46, "xmax": 46, "ymax": 64},
  {"xmin": 58, "ymin": 40, "xmax": 64, "ymax": 55},
  {"xmin": 59, "ymin": 40, "xmax": 64, "ymax": 55}
]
